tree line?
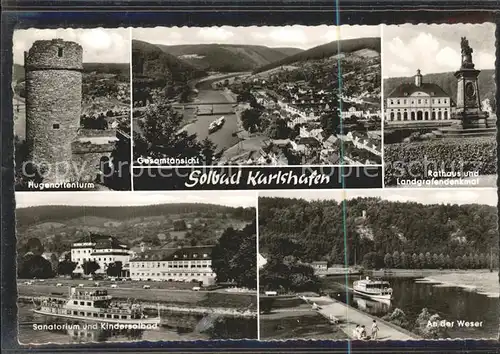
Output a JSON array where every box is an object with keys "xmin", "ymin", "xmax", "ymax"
[
  {"xmin": 365, "ymin": 251, "xmax": 496, "ymax": 270},
  {"xmin": 259, "ymin": 196, "xmax": 498, "ymax": 270}
]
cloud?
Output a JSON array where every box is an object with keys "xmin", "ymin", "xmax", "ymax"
[
  {"xmin": 387, "ymin": 37, "xmax": 414, "ymax": 64},
  {"xmin": 384, "ymin": 24, "xmax": 495, "ymax": 78},
  {"xmin": 435, "ymin": 46, "xmax": 460, "ymax": 70},
  {"xmin": 388, "ymin": 63, "xmax": 412, "ymax": 76},
  {"xmin": 321, "ymin": 29, "xmax": 340, "ymax": 42},
  {"xmin": 268, "ymin": 27, "xmax": 308, "ymax": 45},
  {"xmin": 13, "ymin": 28, "xmax": 130, "ymax": 64},
  {"xmin": 413, "ymin": 32, "xmax": 440, "ymax": 54},
  {"xmin": 79, "ymin": 29, "xmax": 114, "ymax": 51},
  {"xmin": 197, "ymin": 27, "xmax": 234, "ymax": 41},
  {"xmin": 476, "ymin": 51, "xmax": 495, "ymax": 70}
]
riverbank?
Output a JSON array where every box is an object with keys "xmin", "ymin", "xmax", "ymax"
[
  {"xmin": 18, "ymin": 284, "xmax": 257, "ymax": 310},
  {"xmin": 300, "ymin": 295, "xmax": 418, "ymax": 340},
  {"xmin": 419, "ymin": 270, "xmax": 499, "ymax": 298},
  {"xmin": 19, "ymin": 295, "xmax": 256, "ymax": 319},
  {"xmin": 259, "ymin": 301, "xmax": 348, "ymax": 340}
]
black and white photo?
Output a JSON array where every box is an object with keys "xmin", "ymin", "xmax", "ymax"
[
  {"xmin": 258, "ymin": 189, "xmax": 499, "ymax": 340},
  {"xmin": 16, "ymin": 191, "xmax": 257, "ymax": 343},
  {"xmin": 132, "ymin": 25, "xmax": 382, "ymax": 167},
  {"xmin": 383, "ymin": 24, "xmax": 497, "ymax": 188},
  {"xmin": 13, "ymin": 28, "xmax": 132, "ymax": 191}
]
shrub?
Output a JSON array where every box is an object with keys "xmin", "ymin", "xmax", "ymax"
[{"xmin": 384, "ymin": 137, "xmax": 496, "ymax": 186}]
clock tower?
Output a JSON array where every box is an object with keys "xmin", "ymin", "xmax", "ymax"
[{"xmin": 452, "ymin": 37, "xmax": 490, "ymax": 128}]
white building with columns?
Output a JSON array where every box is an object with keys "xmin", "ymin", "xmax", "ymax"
[{"xmin": 385, "ymin": 69, "xmax": 453, "ymax": 123}]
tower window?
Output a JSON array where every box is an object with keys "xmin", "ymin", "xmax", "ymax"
[
  {"xmin": 58, "ymin": 48, "xmax": 63, "ymax": 57},
  {"xmin": 52, "ymin": 123, "xmax": 60, "ymax": 129}
]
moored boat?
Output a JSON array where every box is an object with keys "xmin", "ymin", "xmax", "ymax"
[
  {"xmin": 33, "ymin": 287, "xmax": 161, "ymax": 328},
  {"xmin": 208, "ymin": 116, "xmax": 225, "ymax": 133},
  {"xmin": 353, "ymin": 277, "xmax": 393, "ymax": 301}
]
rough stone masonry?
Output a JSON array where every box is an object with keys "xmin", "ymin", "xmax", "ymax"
[{"xmin": 24, "ymin": 38, "xmax": 117, "ymax": 185}]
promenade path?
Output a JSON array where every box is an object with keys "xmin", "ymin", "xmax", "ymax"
[{"xmin": 301, "ymin": 296, "xmax": 418, "ymax": 341}]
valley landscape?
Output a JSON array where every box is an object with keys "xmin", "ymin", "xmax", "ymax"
[
  {"xmin": 16, "ymin": 193, "xmax": 258, "ymax": 343},
  {"xmin": 132, "ymin": 26, "xmax": 382, "ymax": 166},
  {"xmin": 258, "ymin": 190, "xmax": 499, "ymax": 340}
]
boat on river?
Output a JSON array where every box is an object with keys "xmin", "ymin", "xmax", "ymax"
[
  {"xmin": 353, "ymin": 277, "xmax": 393, "ymax": 301},
  {"xmin": 33, "ymin": 287, "xmax": 161, "ymax": 327},
  {"xmin": 208, "ymin": 116, "xmax": 225, "ymax": 133}
]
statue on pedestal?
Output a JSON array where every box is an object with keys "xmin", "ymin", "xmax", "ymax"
[
  {"xmin": 460, "ymin": 37, "xmax": 475, "ymax": 69},
  {"xmin": 452, "ymin": 36, "xmax": 490, "ymax": 129},
  {"xmin": 439, "ymin": 37, "xmax": 495, "ymax": 136}
]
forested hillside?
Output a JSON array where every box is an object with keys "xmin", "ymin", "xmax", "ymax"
[
  {"xmin": 17, "ymin": 204, "xmax": 255, "ymax": 255},
  {"xmin": 254, "ymin": 37, "xmax": 380, "ymax": 73},
  {"xmin": 157, "ymin": 44, "xmax": 302, "ymax": 72},
  {"xmin": 259, "ymin": 197, "xmax": 498, "ymax": 268}
]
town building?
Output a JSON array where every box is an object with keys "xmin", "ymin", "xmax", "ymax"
[
  {"xmin": 71, "ymin": 234, "xmax": 131, "ymax": 275},
  {"xmin": 129, "ymin": 245, "xmax": 216, "ymax": 285},
  {"xmin": 311, "ymin": 261, "xmax": 328, "ymax": 272},
  {"xmin": 385, "ymin": 69, "xmax": 453, "ymax": 123}
]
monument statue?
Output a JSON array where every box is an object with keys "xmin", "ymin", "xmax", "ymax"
[
  {"xmin": 439, "ymin": 37, "xmax": 495, "ymax": 136},
  {"xmin": 460, "ymin": 37, "xmax": 474, "ymax": 69}
]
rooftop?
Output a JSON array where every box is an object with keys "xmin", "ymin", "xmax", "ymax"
[
  {"xmin": 387, "ymin": 82, "xmax": 450, "ymax": 98},
  {"xmin": 73, "ymin": 234, "xmax": 129, "ymax": 250},
  {"xmin": 131, "ymin": 245, "xmax": 214, "ymax": 262}
]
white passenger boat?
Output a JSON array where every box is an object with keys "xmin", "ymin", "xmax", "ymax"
[
  {"xmin": 33, "ymin": 287, "xmax": 161, "ymax": 327},
  {"xmin": 208, "ymin": 116, "xmax": 225, "ymax": 133},
  {"xmin": 353, "ymin": 277, "xmax": 393, "ymax": 301}
]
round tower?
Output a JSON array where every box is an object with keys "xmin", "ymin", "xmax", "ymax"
[{"xmin": 25, "ymin": 38, "xmax": 83, "ymax": 182}]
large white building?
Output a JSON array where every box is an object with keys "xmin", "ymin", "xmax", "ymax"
[
  {"xmin": 71, "ymin": 234, "xmax": 131, "ymax": 274},
  {"xmin": 129, "ymin": 245, "xmax": 216, "ymax": 285},
  {"xmin": 385, "ymin": 69, "xmax": 453, "ymax": 123}
]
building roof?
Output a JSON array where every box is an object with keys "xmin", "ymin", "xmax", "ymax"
[
  {"xmin": 131, "ymin": 245, "xmax": 214, "ymax": 262},
  {"xmin": 296, "ymin": 137, "xmax": 321, "ymax": 147},
  {"xmin": 73, "ymin": 233, "xmax": 129, "ymax": 250},
  {"xmin": 387, "ymin": 82, "xmax": 450, "ymax": 98}
]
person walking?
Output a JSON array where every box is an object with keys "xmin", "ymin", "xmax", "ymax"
[{"xmin": 371, "ymin": 319, "xmax": 379, "ymax": 340}]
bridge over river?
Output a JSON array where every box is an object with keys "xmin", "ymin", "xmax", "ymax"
[{"xmin": 173, "ymin": 101, "xmax": 237, "ymax": 116}]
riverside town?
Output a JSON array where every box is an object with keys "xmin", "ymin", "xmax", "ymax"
[{"xmin": 132, "ymin": 25, "xmax": 381, "ymax": 166}]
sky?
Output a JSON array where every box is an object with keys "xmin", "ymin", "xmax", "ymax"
[
  {"xmin": 133, "ymin": 25, "xmax": 380, "ymax": 50},
  {"xmin": 383, "ymin": 23, "xmax": 495, "ymax": 78},
  {"xmin": 259, "ymin": 189, "xmax": 497, "ymax": 206},
  {"xmin": 16, "ymin": 191, "xmax": 257, "ymax": 209},
  {"xmin": 13, "ymin": 28, "xmax": 130, "ymax": 65}
]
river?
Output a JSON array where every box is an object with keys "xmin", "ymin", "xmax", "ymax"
[
  {"xmin": 321, "ymin": 276, "xmax": 499, "ymax": 339},
  {"xmin": 183, "ymin": 77, "xmax": 241, "ymax": 153},
  {"xmin": 17, "ymin": 303, "xmax": 257, "ymax": 344}
]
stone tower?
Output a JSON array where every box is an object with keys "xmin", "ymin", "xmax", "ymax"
[{"xmin": 25, "ymin": 39, "xmax": 83, "ymax": 182}]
